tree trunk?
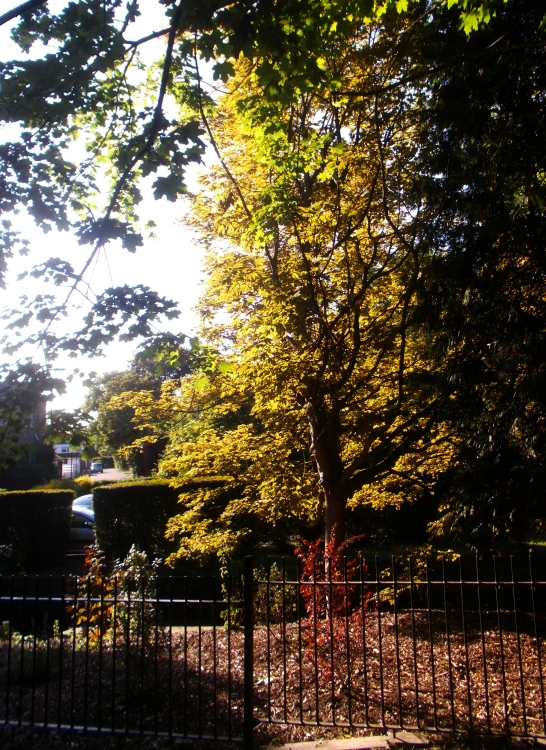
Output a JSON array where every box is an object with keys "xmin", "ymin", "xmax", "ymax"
[
  {"xmin": 324, "ymin": 486, "xmax": 346, "ymax": 551},
  {"xmin": 307, "ymin": 399, "xmax": 346, "ymax": 554}
]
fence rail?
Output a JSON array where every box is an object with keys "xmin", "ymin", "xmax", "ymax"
[
  {"xmin": 253, "ymin": 554, "xmax": 546, "ymax": 740},
  {"xmin": 1, "ymin": 554, "xmax": 546, "ymax": 746},
  {"xmin": 0, "ymin": 573, "xmax": 249, "ymax": 744}
]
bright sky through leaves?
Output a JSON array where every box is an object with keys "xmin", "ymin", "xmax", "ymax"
[{"xmin": 0, "ymin": 2, "xmax": 205, "ymax": 411}]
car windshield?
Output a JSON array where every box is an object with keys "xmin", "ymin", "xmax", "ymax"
[{"xmin": 73, "ymin": 494, "xmax": 93, "ymax": 509}]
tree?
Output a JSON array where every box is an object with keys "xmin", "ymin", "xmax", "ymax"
[
  {"xmin": 3, "ymin": 0, "xmax": 544, "ymax": 552},
  {"xmin": 0, "ymin": 363, "xmax": 64, "ymax": 489},
  {"xmin": 148, "ymin": 13, "xmax": 461, "ymax": 559},
  {"xmin": 0, "ymin": 363, "xmax": 64, "ymax": 467},
  {"xmin": 84, "ymin": 334, "xmax": 198, "ymax": 473},
  {"xmin": 412, "ymin": 0, "xmax": 546, "ymax": 547},
  {"xmin": 0, "ymin": 0, "xmax": 531, "ymax": 362}
]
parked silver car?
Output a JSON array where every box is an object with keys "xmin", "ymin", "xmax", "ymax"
[
  {"xmin": 70, "ymin": 508, "xmax": 95, "ymax": 544},
  {"xmin": 72, "ymin": 493, "xmax": 93, "ymax": 513}
]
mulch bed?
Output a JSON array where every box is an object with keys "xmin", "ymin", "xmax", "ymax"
[{"xmin": 1, "ymin": 607, "xmax": 545, "ymax": 747}]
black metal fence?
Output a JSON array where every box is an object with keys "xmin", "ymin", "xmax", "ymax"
[
  {"xmin": 1, "ymin": 554, "xmax": 546, "ymax": 745},
  {"xmin": 253, "ymin": 553, "xmax": 546, "ymax": 739},
  {"xmin": 0, "ymin": 562, "xmax": 252, "ymax": 745}
]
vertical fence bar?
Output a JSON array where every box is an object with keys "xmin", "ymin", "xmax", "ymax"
[
  {"xmin": 425, "ymin": 557, "xmax": 438, "ymax": 730},
  {"xmin": 476, "ymin": 554, "xmax": 491, "ymax": 733},
  {"xmin": 154, "ymin": 576, "xmax": 159, "ymax": 737},
  {"xmin": 344, "ymin": 557, "xmax": 352, "ymax": 728},
  {"xmin": 408, "ymin": 557, "xmax": 420, "ymax": 730},
  {"xmin": 168, "ymin": 577, "xmax": 173, "ymax": 738},
  {"xmin": 213, "ymin": 576, "xmax": 218, "ymax": 740},
  {"xmin": 70, "ymin": 576, "xmax": 78, "ymax": 730},
  {"xmin": 392, "ymin": 557, "xmax": 403, "ymax": 728},
  {"xmin": 17, "ymin": 575, "xmax": 25, "ymax": 728},
  {"xmin": 125, "ymin": 584, "xmax": 131, "ymax": 736},
  {"xmin": 510, "ymin": 555, "xmax": 527, "ymax": 735},
  {"xmin": 442, "ymin": 558, "xmax": 455, "ymax": 731},
  {"xmin": 359, "ymin": 556, "xmax": 369, "ymax": 727},
  {"xmin": 313, "ymin": 556, "xmax": 319, "ymax": 724},
  {"xmin": 375, "ymin": 555, "xmax": 385, "ymax": 728},
  {"xmin": 58, "ymin": 576, "xmax": 65, "ymax": 731},
  {"xmin": 243, "ymin": 556, "xmax": 254, "ymax": 750},
  {"xmin": 84, "ymin": 576, "xmax": 91, "ymax": 732},
  {"xmin": 282, "ymin": 557, "xmax": 288, "ymax": 723},
  {"xmin": 198, "ymin": 576, "xmax": 203, "ymax": 739},
  {"xmin": 296, "ymin": 557, "xmax": 303, "ymax": 727},
  {"xmin": 266, "ymin": 559, "xmax": 272, "ymax": 723},
  {"xmin": 227, "ymin": 568, "xmax": 233, "ymax": 741},
  {"xmin": 5, "ymin": 576, "xmax": 13, "ymax": 726},
  {"xmin": 30, "ymin": 576, "xmax": 38, "ymax": 728},
  {"xmin": 139, "ymin": 577, "xmax": 146, "ymax": 735},
  {"xmin": 459, "ymin": 557, "xmax": 472, "ymax": 733},
  {"xmin": 493, "ymin": 556, "xmax": 509, "ymax": 734},
  {"xmin": 328, "ymin": 555, "xmax": 335, "ymax": 726},
  {"xmin": 529, "ymin": 550, "xmax": 546, "ymax": 735},
  {"xmin": 44, "ymin": 576, "xmax": 53, "ymax": 729},
  {"xmin": 111, "ymin": 576, "xmax": 118, "ymax": 735},
  {"xmin": 98, "ymin": 575, "xmax": 105, "ymax": 733},
  {"xmin": 183, "ymin": 576, "xmax": 188, "ymax": 738}
]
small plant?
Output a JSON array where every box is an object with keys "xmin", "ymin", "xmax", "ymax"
[
  {"xmin": 294, "ymin": 531, "xmax": 366, "ymax": 620},
  {"xmin": 68, "ymin": 544, "xmax": 161, "ymax": 646},
  {"xmin": 253, "ymin": 562, "xmax": 297, "ymax": 625},
  {"xmin": 112, "ymin": 545, "xmax": 162, "ymax": 642},
  {"xmin": 294, "ymin": 531, "xmax": 370, "ymax": 684}
]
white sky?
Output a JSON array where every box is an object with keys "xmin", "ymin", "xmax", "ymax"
[{"xmin": 0, "ymin": 2, "xmax": 208, "ymax": 412}]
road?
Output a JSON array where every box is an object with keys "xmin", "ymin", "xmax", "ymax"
[{"xmin": 90, "ymin": 467, "xmax": 132, "ymax": 483}]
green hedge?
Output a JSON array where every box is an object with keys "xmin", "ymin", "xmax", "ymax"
[
  {"xmin": 0, "ymin": 490, "xmax": 74, "ymax": 570},
  {"xmin": 94, "ymin": 479, "xmax": 224, "ymax": 563}
]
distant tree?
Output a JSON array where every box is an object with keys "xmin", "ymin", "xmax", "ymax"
[
  {"xmin": 84, "ymin": 335, "xmax": 198, "ymax": 474},
  {"xmin": 0, "ymin": 363, "xmax": 64, "ymax": 488},
  {"xmin": 0, "ymin": 363, "xmax": 64, "ymax": 467}
]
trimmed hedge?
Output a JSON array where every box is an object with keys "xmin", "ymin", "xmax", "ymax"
[
  {"xmin": 0, "ymin": 490, "xmax": 74, "ymax": 570},
  {"xmin": 94, "ymin": 479, "xmax": 224, "ymax": 563}
]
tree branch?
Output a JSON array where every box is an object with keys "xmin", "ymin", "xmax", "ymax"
[
  {"xmin": 0, "ymin": 0, "xmax": 47, "ymax": 28},
  {"xmin": 124, "ymin": 27, "xmax": 170, "ymax": 48},
  {"xmin": 36, "ymin": 0, "xmax": 186, "ymax": 355},
  {"xmin": 193, "ymin": 44, "xmax": 253, "ymax": 221}
]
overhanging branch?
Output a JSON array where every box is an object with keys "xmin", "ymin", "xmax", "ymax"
[{"xmin": 0, "ymin": 0, "xmax": 47, "ymax": 28}]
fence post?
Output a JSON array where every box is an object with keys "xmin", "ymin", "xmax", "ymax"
[{"xmin": 243, "ymin": 555, "xmax": 254, "ymax": 749}]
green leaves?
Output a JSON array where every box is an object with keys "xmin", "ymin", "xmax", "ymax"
[{"xmin": 152, "ymin": 172, "xmax": 187, "ymax": 201}]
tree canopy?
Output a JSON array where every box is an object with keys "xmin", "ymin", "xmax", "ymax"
[
  {"xmin": 1, "ymin": 0, "xmax": 545, "ymax": 551},
  {"xmin": 2, "ymin": 0, "xmax": 536, "ymax": 356}
]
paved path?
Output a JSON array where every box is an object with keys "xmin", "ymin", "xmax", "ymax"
[
  {"xmin": 90, "ymin": 467, "xmax": 132, "ymax": 483},
  {"xmin": 263, "ymin": 733, "xmax": 429, "ymax": 750}
]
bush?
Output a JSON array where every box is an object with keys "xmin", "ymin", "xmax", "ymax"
[
  {"xmin": 94, "ymin": 479, "xmax": 225, "ymax": 564},
  {"xmin": 93, "ymin": 480, "xmax": 178, "ymax": 563},
  {"xmin": 73, "ymin": 475, "xmax": 94, "ymax": 494},
  {"xmin": 36, "ymin": 477, "xmax": 114, "ymax": 497},
  {"xmin": 0, "ymin": 490, "xmax": 74, "ymax": 570}
]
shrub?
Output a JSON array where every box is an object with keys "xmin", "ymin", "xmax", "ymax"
[
  {"xmin": 70, "ymin": 545, "xmax": 161, "ymax": 644},
  {"xmin": 93, "ymin": 480, "xmax": 181, "ymax": 563},
  {"xmin": 0, "ymin": 490, "xmax": 74, "ymax": 569},
  {"xmin": 73, "ymin": 475, "xmax": 94, "ymax": 494},
  {"xmin": 94, "ymin": 479, "xmax": 228, "ymax": 565}
]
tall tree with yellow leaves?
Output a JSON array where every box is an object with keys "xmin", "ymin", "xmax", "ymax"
[{"xmin": 158, "ymin": 15, "xmax": 455, "ymax": 560}]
